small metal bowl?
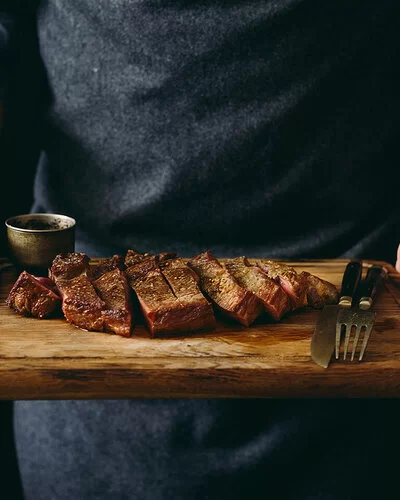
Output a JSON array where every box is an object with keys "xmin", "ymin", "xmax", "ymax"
[{"xmin": 5, "ymin": 213, "xmax": 76, "ymax": 274}]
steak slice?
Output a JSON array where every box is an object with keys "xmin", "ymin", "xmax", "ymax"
[
  {"xmin": 91, "ymin": 254, "xmax": 124, "ymax": 280},
  {"xmin": 125, "ymin": 256, "xmax": 215, "ymax": 336},
  {"xmin": 124, "ymin": 249, "xmax": 176, "ymax": 268},
  {"xmin": 92, "ymin": 257, "xmax": 133, "ymax": 337},
  {"xmin": 51, "ymin": 253, "xmax": 105, "ymax": 331},
  {"xmin": 6, "ymin": 271, "xmax": 61, "ymax": 318},
  {"xmin": 124, "ymin": 249, "xmax": 147, "ymax": 268},
  {"xmin": 257, "ymin": 260, "xmax": 308, "ymax": 310},
  {"xmin": 160, "ymin": 258, "xmax": 216, "ymax": 330},
  {"xmin": 301, "ymin": 271, "xmax": 339, "ymax": 309},
  {"xmin": 225, "ymin": 257, "xmax": 291, "ymax": 320},
  {"xmin": 187, "ymin": 251, "xmax": 264, "ymax": 326}
]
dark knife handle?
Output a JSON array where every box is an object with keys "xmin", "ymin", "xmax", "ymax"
[
  {"xmin": 358, "ymin": 265, "xmax": 388, "ymax": 310},
  {"xmin": 339, "ymin": 260, "xmax": 362, "ymax": 307}
]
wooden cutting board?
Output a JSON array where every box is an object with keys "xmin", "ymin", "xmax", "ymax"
[{"xmin": 1, "ymin": 258, "xmax": 400, "ymax": 399}]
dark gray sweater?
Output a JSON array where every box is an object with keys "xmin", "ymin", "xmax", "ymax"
[{"xmin": 2, "ymin": 1, "xmax": 400, "ymax": 499}]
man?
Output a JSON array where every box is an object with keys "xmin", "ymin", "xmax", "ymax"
[{"xmin": 1, "ymin": 1, "xmax": 400, "ymax": 498}]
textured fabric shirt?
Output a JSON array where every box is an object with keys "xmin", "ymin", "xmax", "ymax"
[
  {"xmin": 1, "ymin": 1, "xmax": 400, "ymax": 499},
  {"xmin": 3, "ymin": 0, "xmax": 400, "ymax": 260}
]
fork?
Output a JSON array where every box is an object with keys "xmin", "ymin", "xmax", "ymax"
[{"xmin": 335, "ymin": 264, "xmax": 387, "ymax": 361}]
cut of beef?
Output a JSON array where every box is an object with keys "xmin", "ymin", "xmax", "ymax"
[
  {"xmin": 124, "ymin": 249, "xmax": 147, "ymax": 268},
  {"xmin": 301, "ymin": 271, "xmax": 338, "ymax": 308},
  {"xmin": 50, "ymin": 253, "xmax": 106, "ymax": 331},
  {"xmin": 125, "ymin": 256, "xmax": 215, "ymax": 336},
  {"xmin": 35, "ymin": 276, "xmax": 60, "ymax": 297},
  {"xmin": 6, "ymin": 271, "xmax": 61, "ymax": 318},
  {"xmin": 160, "ymin": 258, "xmax": 216, "ymax": 330},
  {"xmin": 157, "ymin": 252, "xmax": 178, "ymax": 263},
  {"xmin": 257, "ymin": 260, "xmax": 308, "ymax": 310},
  {"xmin": 124, "ymin": 249, "xmax": 176, "ymax": 269},
  {"xmin": 92, "ymin": 257, "xmax": 133, "ymax": 337},
  {"xmin": 225, "ymin": 257, "xmax": 291, "ymax": 320},
  {"xmin": 91, "ymin": 254, "xmax": 124, "ymax": 280},
  {"xmin": 187, "ymin": 251, "xmax": 264, "ymax": 326}
]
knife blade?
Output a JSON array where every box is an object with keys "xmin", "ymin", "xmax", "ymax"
[{"xmin": 310, "ymin": 260, "xmax": 362, "ymax": 368}]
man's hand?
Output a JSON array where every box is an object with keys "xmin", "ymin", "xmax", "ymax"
[{"xmin": 396, "ymin": 244, "xmax": 400, "ymax": 272}]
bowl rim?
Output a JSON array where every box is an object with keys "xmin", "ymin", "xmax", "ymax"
[{"xmin": 5, "ymin": 213, "xmax": 76, "ymax": 233}]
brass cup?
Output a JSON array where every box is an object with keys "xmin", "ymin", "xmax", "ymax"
[{"xmin": 5, "ymin": 213, "xmax": 76, "ymax": 275}]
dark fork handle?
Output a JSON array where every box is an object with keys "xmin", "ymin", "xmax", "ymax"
[
  {"xmin": 358, "ymin": 265, "xmax": 388, "ymax": 309},
  {"xmin": 339, "ymin": 260, "xmax": 363, "ymax": 307}
]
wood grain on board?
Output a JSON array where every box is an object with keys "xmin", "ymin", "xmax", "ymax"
[{"xmin": 1, "ymin": 258, "xmax": 400, "ymax": 399}]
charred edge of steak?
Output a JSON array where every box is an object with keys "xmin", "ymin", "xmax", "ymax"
[
  {"xmin": 224, "ymin": 257, "xmax": 291, "ymax": 321},
  {"xmin": 124, "ymin": 249, "xmax": 177, "ymax": 269},
  {"xmin": 301, "ymin": 271, "xmax": 339, "ymax": 309},
  {"xmin": 91, "ymin": 255, "xmax": 125, "ymax": 281},
  {"xmin": 92, "ymin": 268, "xmax": 133, "ymax": 337},
  {"xmin": 160, "ymin": 257, "xmax": 216, "ymax": 330},
  {"xmin": 51, "ymin": 253, "xmax": 106, "ymax": 331},
  {"xmin": 124, "ymin": 249, "xmax": 148, "ymax": 268},
  {"xmin": 187, "ymin": 251, "xmax": 264, "ymax": 327},
  {"xmin": 6, "ymin": 271, "xmax": 61, "ymax": 318},
  {"xmin": 157, "ymin": 252, "xmax": 178, "ymax": 263},
  {"xmin": 50, "ymin": 253, "xmax": 90, "ymax": 281},
  {"xmin": 159, "ymin": 257, "xmax": 207, "ymax": 301},
  {"xmin": 257, "ymin": 260, "xmax": 308, "ymax": 310},
  {"xmin": 125, "ymin": 255, "xmax": 159, "ymax": 283}
]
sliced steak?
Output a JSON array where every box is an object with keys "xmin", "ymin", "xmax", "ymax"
[
  {"xmin": 225, "ymin": 257, "xmax": 291, "ymax": 320},
  {"xmin": 51, "ymin": 253, "xmax": 105, "ymax": 331},
  {"xmin": 301, "ymin": 271, "xmax": 338, "ymax": 309},
  {"xmin": 160, "ymin": 258, "xmax": 216, "ymax": 330},
  {"xmin": 6, "ymin": 271, "xmax": 61, "ymax": 318},
  {"xmin": 91, "ymin": 254, "xmax": 124, "ymax": 281},
  {"xmin": 125, "ymin": 256, "xmax": 215, "ymax": 336},
  {"xmin": 157, "ymin": 251, "xmax": 178, "ymax": 263},
  {"xmin": 124, "ymin": 249, "xmax": 147, "ymax": 268},
  {"xmin": 92, "ymin": 257, "xmax": 133, "ymax": 337},
  {"xmin": 124, "ymin": 249, "xmax": 176, "ymax": 269},
  {"xmin": 187, "ymin": 251, "xmax": 264, "ymax": 326},
  {"xmin": 257, "ymin": 260, "xmax": 308, "ymax": 310}
]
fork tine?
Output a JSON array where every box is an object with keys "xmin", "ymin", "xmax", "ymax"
[
  {"xmin": 343, "ymin": 324, "xmax": 353, "ymax": 360},
  {"xmin": 359, "ymin": 324, "xmax": 373, "ymax": 361},
  {"xmin": 335, "ymin": 321, "xmax": 342, "ymax": 359},
  {"xmin": 350, "ymin": 325, "xmax": 363, "ymax": 361}
]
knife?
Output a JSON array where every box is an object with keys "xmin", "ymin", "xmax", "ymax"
[{"xmin": 310, "ymin": 260, "xmax": 362, "ymax": 368}]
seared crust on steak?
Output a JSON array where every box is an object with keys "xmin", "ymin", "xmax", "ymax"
[
  {"xmin": 50, "ymin": 252, "xmax": 90, "ymax": 280},
  {"xmin": 91, "ymin": 254, "xmax": 124, "ymax": 281},
  {"xmin": 92, "ymin": 257, "xmax": 133, "ymax": 337},
  {"xmin": 6, "ymin": 271, "xmax": 61, "ymax": 318},
  {"xmin": 187, "ymin": 251, "xmax": 264, "ymax": 326},
  {"xmin": 225, "ymin": 257, "xmax": 291, "ymax": 320},
  {"xmin": 51, "ymin": 253, "xmax": 105, "ymax": 331},
  {"xmin": 124, "ymin": 249, "xmax": 147, "ymax": 268},
  {"xmin": 160, "ymin": 258, "xmax": 216, "ymax": 330},
  {"xmin": 257, "ymin": 260, "xmax": 308, "ymax": 310},
  {"xmin": 126, "ymin": 256, "xmax": 215, "ymax": 336},
  {"xmin": 124, "ymin": 249, "xmax": 176, "ymax": 269},
  {"xmin": 301, "ymin": 271, "xmax": 339, "ymax": 308}
]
